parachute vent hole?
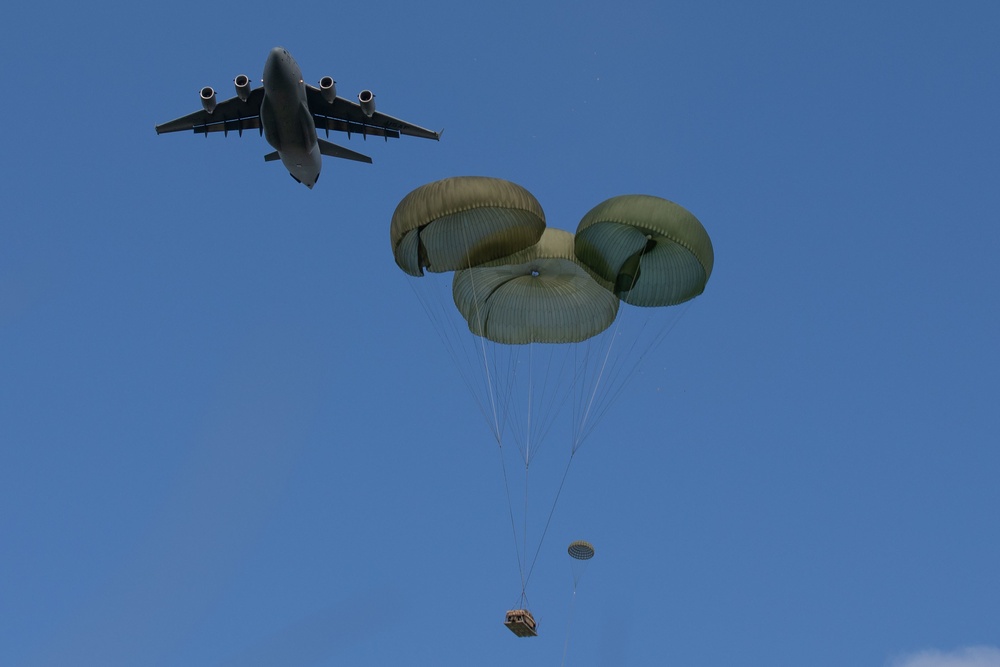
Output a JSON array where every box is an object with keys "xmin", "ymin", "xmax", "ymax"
[{"xmin": 530, "ymin": 270, "xmax": 540, "ymax": 277}]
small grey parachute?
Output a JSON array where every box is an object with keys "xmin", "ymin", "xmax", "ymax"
[{"xmin": 567, "ymin": 540, "xmax": 595, "ymax": 561}]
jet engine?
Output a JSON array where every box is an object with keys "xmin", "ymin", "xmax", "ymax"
[
  {"xmin": 234, "ymin": 74, "xmax": 251, "ymax": 102},
  {"xmin": 358, "ymin": 90, "xmax": 375, "ymax": 117},
  {"xmin": 200, "ymin": 86, "xmax": 217, "ymax": 114},
  {"xmin": 319, "ymin": 76, "xmax": 337, "ymax": 104}
]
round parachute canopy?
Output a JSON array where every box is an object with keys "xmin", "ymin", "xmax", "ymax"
[
  {"xmin": 567, "ymin": 540, "xmax": 595, "ymax": 560},
  {"xmin": 390, "ymin": 176, "xmax": 546, "ymax": 276},
  {"xmin": 575, "ymin": 195, "xmax": 714, "ymax": 307},
  {"xmin": 452, "ymin": 228, "xmax": 619, "ymax": 345}
]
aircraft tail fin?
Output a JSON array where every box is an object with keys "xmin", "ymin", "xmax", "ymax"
[
  {"xmin": 264, "ymin": 151, "xmax": 280, "ymax": 162},
  {"xmin": 318, "ymin": 139, "xmax": 373, "ymax": 164}
]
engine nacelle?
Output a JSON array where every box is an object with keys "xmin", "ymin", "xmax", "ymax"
[
  {"xmin": 200, "ymin": 86, "xmax": 217, "ymax": 114},
  {"xmin": 319, "ymin": 76, "xmax": 337, "ymax": 104},
  {"xmin": 234, "ymin": 74, "xmax": 251, "ymax": 102},
  {"xmin": 358, "ymin": 89, "xmax": 375, "ymax": 117}
]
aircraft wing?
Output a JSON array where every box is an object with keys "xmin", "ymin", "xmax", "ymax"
[
  {"xmin": 155, "ymin": 88, "xmax": 266, "ymax": 136},
  {"xmin": 305, "ymin": 85, "xmax": 441, "ymax": 141}
]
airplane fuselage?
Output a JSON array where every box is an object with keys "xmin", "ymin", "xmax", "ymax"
[{"xmin": 260, "ymin": 47, "xmax": 321, "ymax": 188}]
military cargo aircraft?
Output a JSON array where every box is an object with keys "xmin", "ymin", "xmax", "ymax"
[{"xmin": 155, "ymin": 47, "xmax": 441, "ymax": 188}]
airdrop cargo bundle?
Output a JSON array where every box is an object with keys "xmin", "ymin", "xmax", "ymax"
[{"xmin": 504, "ymin": 609, "xmax": 537, "ymax": 637}]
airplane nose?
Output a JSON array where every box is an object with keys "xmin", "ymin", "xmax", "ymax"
[{"xmin": 264, "ymin": 47, "xmax": 289, "ymax": 84}]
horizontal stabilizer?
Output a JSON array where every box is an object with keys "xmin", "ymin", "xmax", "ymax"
[
  {"xmin": 264, "ymin": 151, "xmax": 280, "ymax": 162},
  {"xmin": 318, "ymin": 138, "xmax": 372, "ymax": 164}
]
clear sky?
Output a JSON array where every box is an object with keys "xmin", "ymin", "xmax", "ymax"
[{"xmin": 2, "ymin": 1, "xmax": 998, "ymax": 666}]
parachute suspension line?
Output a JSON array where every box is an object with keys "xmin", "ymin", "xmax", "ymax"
[
  {"xmin": 561, "ymin": 588, "xmax": 578, "ymax": 667},
  {"xmin": 568, "ymin": 338, "xmax": 595, "ymax": 452},
  {"xmin": 418, "ymin": 228, "xmax": 524, "ymax": 603},
  {"xmin": 520, "ymin": 324, "xmax": 625, "ymax": 592},
  {"xmin": 477, "ymin": 331, "xmax": 502, "ymax": 443},
  {"xmin": 523, "ymin": 455, "xmax": 529, "ymax": 600},
  {"xmin": 505, "ymin": 341, "xmax": 586, "ymax": 471},
  {"xmin": 528, "ymin": 343, "xmax": 575, "ymax": 466},
  {"xmin": 524, "ymin": 454, "xmax": 575, "ymax": 589},
  {"xmin": 513, "ymin": 342, "xmax": 533, "ymax": 466},
  {"xmin": 497, "ymin": 442, "xmax": 526, "ymax": 599},
  {"xmin": 472, "ymin": 284, "xmax": 526, "ymax": 603},
  {"xmin": 569, "ymin": 246, "xmax": 693, "ymax": 450},
  {"xmin": 512, "ymin": 588, "xmax": 532, "ymax": 612},
  {"xmin": 581, "ymin": 265, "xmax": 656, "ymax": 426},
  {"xmin": 459, "ymin": 239, "xmax": 505, "ymax": 445},
  {"xmin": 571, "ymin": 311, "xmax": 624, "ymax": 454},
  {"xmin": 504, "ymin": 343, "xmax": 583, "ymax": 471},
  {"xmin": 569, "ymin": 251, "xmax": 651, "ymax": 452},
  {"xmin": 577, "ymin": 302, "xmax": 692, "ymax": 444},
  {"xmin": 407, "ymin": 277, "xmax": 524, "ymax": 602},
  {"xmin": 522, "ymin": 343, "xmax": 532, "ymax": 595},
  {"xmin": 407, "ymin": 278, "xmax": 503, "ymax": 440},
  {"xmin": 452, "ymin": 232, "xmax": 533, "ymax": 605}
]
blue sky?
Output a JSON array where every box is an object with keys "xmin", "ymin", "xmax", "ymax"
[{"xmin": 2, "ymin": 1, "xmax": 998, "ymax": 665}]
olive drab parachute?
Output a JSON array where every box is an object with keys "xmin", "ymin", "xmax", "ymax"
[
  {"xmin": 453, "ymin": 228, "xmax": 619, "ymax": 345},
  {"xmin": 390, "ymin": 176, "xmax": 546, "ymax": 276},
  {"xmin": 574, "ymin": 195, "xmax": 714, "ymax": 306}
]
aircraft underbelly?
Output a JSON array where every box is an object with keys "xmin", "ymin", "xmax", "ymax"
[
  {"xmin": 260, "ymin": 81, "xmax": 321, "ymax": 186},
  {"xmin": 260, "ymin": 94, "xmax": 282, "ymax": 150},
  {"xmin": 276, "ymin": 143, "xmax": 321, "ymax": 188},
  {"xmin": 258, "ymin": 51, "xmax": 326, "ymax": 187},
  {"xmin": 261, "ymin": 75, "xmax": 314, "ymax": 152}
]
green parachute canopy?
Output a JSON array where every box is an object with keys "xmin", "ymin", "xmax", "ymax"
[
  {"xmin": 575, "ymin": 195, "xmax": 714, "ymax": 307},
  {"xmin": 452, "ymin": 228, "xmax": 619, "ymax": 345},
  {"xmin": 567, "ymin": 540, "xmax": 595, "ymax": 560},
  {"xmin": 390, "ymin": 176, "xmax": 546, "ymax": 276}
]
